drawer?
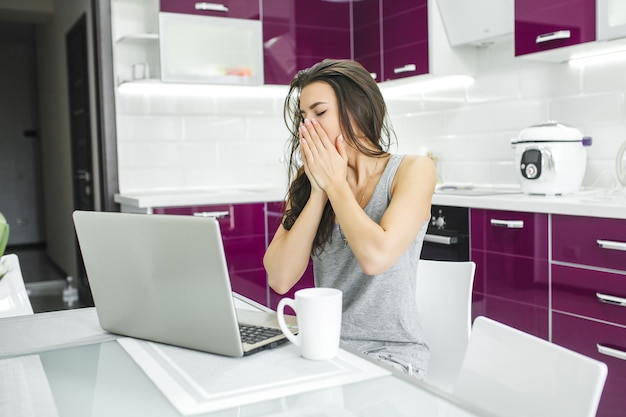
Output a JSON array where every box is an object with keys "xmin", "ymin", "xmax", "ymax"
[
  {"xmin": 553, "ymin": 215, "xmax": 626, "ymax": 271},
  {"xmin": 470, "ymin": 209, "xmax": 548, "ymax": 259},
  {"xmin": 160, "ymin": 0, "xmax": 260, "ymax": 20},
  {"xmin": 154, "ymin": 203, "xmax": 266, "ymax": 239},
  {"xmin": 553, "ymin": 312, "xmax": 626, "ymax": 417},
  {"xmin": 552, "ymin": 264, "xmax": 626, "ymax": 327},
  {"xmin": 472, "ymin": 294, "xmax": 549, "ymax": 340},
  {"xmin": 472, "ymin": 250, "xmax": 548, "ymax": 307}
]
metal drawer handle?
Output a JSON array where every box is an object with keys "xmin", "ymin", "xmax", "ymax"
[
  {"xmin": 195, "ymin": 2, "xmax": 229, "ymax": 12},
  {"xmin": 424, "ymin": 233, "xmax": 459, "ymax": 245},
  {"xmin": 597, "ymin": 344, "xmax": 626, "ymax": 361},
  {"xmin": 393, "ymin": 64, "xmax": 417, "ymax": 74},
  {"xmin": 596, "ymin": 292, "xmax": 626, "ymax": 307},
  {"xmin": 597, "ymin": 239, "xmax": 626, "ymax": 252},
  {"xmin": 536, "ymin": 30, "xmax": 571, "ymax": 44},
  {"xmin": 490, "ymin": 219, "xmax": 524, "ymax": 229},
  {"xmin": 193, "ymin": 211, "xmax": 229, "ymax": 218},
  {"xmin": 424, "ymin": 234, "xmax": 458, "ymax": 245}
]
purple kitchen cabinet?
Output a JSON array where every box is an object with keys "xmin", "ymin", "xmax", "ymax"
[
  {"xmin": 381, "ymin": 1, "xmax": 428, "ymax": 81},
  {"xmin": 265, "ymin": 201, "xmax": 315, "ymax": 309},
  {"xmin": 552, "ymin": 214, "xmax": 626, "ymax": 271},
  {"xmin": 470, "ymin": 209, "xmax": 549, "ymax": 339},
  {"xmin": 262, "ymin": 0, "xmax": 351, "ymax": 85},
  {"xmin": 515, "ymin": 0, "xmax": 596, "ymax": 56},
  {"xmin": 353, "ymin": 0, "xmax": 381, "ymax": 82},
  {"xmin": 553, "ymin": 264, "xmax": 626, "ymax": 327},
  {"xmin": 553, "ymin": 312, "xmax": 626, "ymax": 417},
  {"xmin": 472, "ymin": 293, "xmax": 549, "ymax": 339},
  {"xmin": 471, "ymin": 209, "xmax": 549, "ymax": 259},
  {"xmin": 160, "ymin": 0, "xmax": 260, "ymax": 20},
  {"xmin": 154, "ymin": 203, "xmax": 268, "ymax": 305},
  {"xmin": 550, "ymin": 213, "xmax": 626, "ymax": 417}
]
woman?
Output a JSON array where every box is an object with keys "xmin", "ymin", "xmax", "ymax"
[{"xmin": 263, "ymin": 59, "xmax": 436, "ymax": 378}]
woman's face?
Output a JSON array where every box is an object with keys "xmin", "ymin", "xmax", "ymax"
[{"xmin": 299, "ymin": 81, "xmax": 342, "ymax": 141}]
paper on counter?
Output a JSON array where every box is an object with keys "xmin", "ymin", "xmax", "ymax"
[
  {"xmin": 118, "ymin": 338, "xmax": 390, "ymax": 415},
  {"xmin": 0, "ymin": 355, "xmax": 59, "ymax": 417}
]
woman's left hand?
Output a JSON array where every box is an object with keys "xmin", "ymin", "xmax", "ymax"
[{"xmin": 299, "ymin": 119, "xmax": 348, "ymax": 192}]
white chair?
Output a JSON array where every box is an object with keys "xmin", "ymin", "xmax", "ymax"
[
  {"xmin": 453, "ymin": 316, "xmax": 608, "ymax": 417},
  {"xmin": 415, "ymin": 259, "xmax": 476, "ymax": 393},
  {"xmin": 0, "ymin": 254, "xmax": 34, "ymax": 317}
]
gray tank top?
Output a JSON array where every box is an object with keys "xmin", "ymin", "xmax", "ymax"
[{"xmin": 313, "ymin": 154, "xmax": 430, "ymax": 376}]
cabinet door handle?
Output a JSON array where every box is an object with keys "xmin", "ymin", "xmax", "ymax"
[
  {"xmin": 490, "ymin": 219, "xmax": 524, "ymax": 229},
  {"xmin": 536, "ymin": 30, "xmax": 571, "ymax": 44},
  {"xmin": 597, "ymin": 239, "xmax": 626, "ymax": 252},
  {"xmin": 193, "ymin": 211, "xmax": 229, "ymax": 218},
  {"xmin": 597, "ymin": 344, "xmax": 626, "ymax": 361},
  {"xmin": 195, "ymin": 2, "xmax": 229, "ymax": 12},
  {"xmin": 424, "ymin": 234, "xmax": 458, "ymax": 245},
  {"xmin": 596, "ymin": 292, "xmax": 626, "ymax": 307},
  {"xmin": 393, "ymin": 64, "xmax": 417, "ymax": 74}
]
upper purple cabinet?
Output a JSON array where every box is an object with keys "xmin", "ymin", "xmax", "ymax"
[
  {"xmin": 515, "ymin": 0, "xmax": 596, "ymax": 58},
  {"xmin": 353, "ymin": 0, "xmax": 428, "ymax": 82},
  {"xmin": 382, "ymin": 0, "xmax": 428, "ymax": 81},
  {"xmin": 353, "ymin": 0, "xmax": 381, "ymax": 82},
  {"xmin": 262, "ymin": 0, "xmax": 351, "ymax": 85},
  {"xmin": 160, "ymin": 0, "xmax": 260, "ymax": 20}
]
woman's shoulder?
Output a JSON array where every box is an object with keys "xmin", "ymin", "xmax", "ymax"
[
  {"xmin": 391, "ymin": 154, "xmax": 437, "ymax": 188},
  {"xmin": 396, "ymin": 154, "xmax": 436, "ymax": 174}
]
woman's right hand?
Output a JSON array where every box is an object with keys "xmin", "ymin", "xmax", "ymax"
[{"xmin": 302, "ymin": 143, "xmax": 326, "ymax": 196}]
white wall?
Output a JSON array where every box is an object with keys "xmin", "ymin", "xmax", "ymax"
[
  {"xmin": 116, "ymin": 39, "xmax": 626, "ymax": 194},
  {"xmin": 390, "ymin": 40, "xmax": 625, "ymax": 189}
]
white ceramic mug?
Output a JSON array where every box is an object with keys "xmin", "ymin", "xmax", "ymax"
[{"xmin": 276, "ymin": 287, "xmax": 342, "ymax": 360}]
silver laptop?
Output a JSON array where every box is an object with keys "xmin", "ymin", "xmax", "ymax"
[{"xmin": 73, "ymin": 210, "xmax": 294, "ymax": 357}]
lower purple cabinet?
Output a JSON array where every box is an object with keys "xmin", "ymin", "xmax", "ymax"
[
  {"xmin": 551, "ymin": 214, "xmax": 626, "ymax": 417},
  {"xmin": 469, "ymin": 209, "xmax": 550, "ymax": 339},
  {"xmin": 552, "ymin": 312, "xmax": 626, "ymax": 417}
]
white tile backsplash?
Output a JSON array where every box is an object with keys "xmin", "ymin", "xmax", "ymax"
[{"xmin": 116, "ymin": 43, "xmax": 626, "ymax": 194}]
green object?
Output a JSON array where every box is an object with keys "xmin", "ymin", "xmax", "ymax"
[{"xmin": 0, "ymin": 212, "xmax": 9, "ymax": 257}]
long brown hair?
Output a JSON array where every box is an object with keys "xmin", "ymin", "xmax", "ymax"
[{"xmin": 282, "ymin": 59, "xmax": 395, "ymax": 254}]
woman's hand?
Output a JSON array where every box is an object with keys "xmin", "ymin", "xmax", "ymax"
[{"xmin": 300, "ymin": 119, "xmax": 348, "ymax": 192}]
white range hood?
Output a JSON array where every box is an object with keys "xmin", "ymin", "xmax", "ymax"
[{"xmin": 436, "ymin": 0, "xmax": 514, "ymax": 47}]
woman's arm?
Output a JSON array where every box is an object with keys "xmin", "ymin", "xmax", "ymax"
[
  {"xmin": 300, "ymin": 119, "xmax": 436, "ymax": 276},
  {"xmin": 263, "ymin": 189, "xmax": 327, "ymax": 295},
  {"xmin": 329, "ymin": 155, "xmax": 436, "ymax": 275}
]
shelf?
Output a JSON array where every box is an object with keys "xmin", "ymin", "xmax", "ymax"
[{"xmin": 116, "ymin": 33, "xmax": 159, "ymax": 44}]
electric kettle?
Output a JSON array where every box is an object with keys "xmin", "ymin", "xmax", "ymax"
[{"xmin": 511, "ymin": 122, "xmax": 592, "ymax": 195}]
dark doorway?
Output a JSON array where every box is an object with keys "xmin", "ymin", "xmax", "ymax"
[{"xmin": 66, "ymin": 14, "xmax": 94, "ymax": 304}]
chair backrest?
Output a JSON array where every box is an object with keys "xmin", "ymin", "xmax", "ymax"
[
  {"xmin": 453, "ymin": 316, "xmax": 608, "ymax": 417},
  {"xmin": 0, "ymin": 254, "xmax": 34, "ymax": 317},
  {"xmin": 415, "ymin": 259, "xmax": 476, "ymax": 392}
]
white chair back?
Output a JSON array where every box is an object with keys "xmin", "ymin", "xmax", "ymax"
[
  {"xmin": 415, "ymin": 259, "xmax": 476, "ymax": 392},
  {"xmin": 454, "ymin": 316, "xmax": 608, "ymax": 417},
  {"xmin": 0, "ymin": 254, "xmax": 34, "ymax": 317}
]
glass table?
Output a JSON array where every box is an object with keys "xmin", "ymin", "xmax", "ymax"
[{"xmin": 0, "ymin": 299, "xmax": 494, "ymax": 417}]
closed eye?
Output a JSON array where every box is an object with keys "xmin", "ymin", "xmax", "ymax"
[{"xmin": 316, "ymin": 110, "xmax": 327, "ymax": 117}]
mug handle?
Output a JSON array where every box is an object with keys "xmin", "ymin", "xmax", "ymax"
[{"xmin": 277, "ymin": 298, "xmax": 299, "ymax": 346}]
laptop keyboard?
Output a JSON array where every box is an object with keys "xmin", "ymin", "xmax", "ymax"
[{"xmin": 239, "ymin": 324, "xmax": 283, "ymax": 345}]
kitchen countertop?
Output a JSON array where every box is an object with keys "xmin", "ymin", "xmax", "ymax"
[
  {"xmin": 114, "ymin": 185, "xmax": 287, "ymax": 210},
  {"xmin": 115, "ymin": 186, "xmax": 626, "ymax": 220},
  {"xmin": 432, "ymin": 190, "xmax": 626, "ymax": 220}
]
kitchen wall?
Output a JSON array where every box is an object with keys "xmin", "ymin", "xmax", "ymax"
[
  {"xmin": 116, "ymin": 39, "xmax": 626, "ymax": 195},
  {"xmin": 390, "ymin": 39, "xmax": 625, "ymax": 190}
]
